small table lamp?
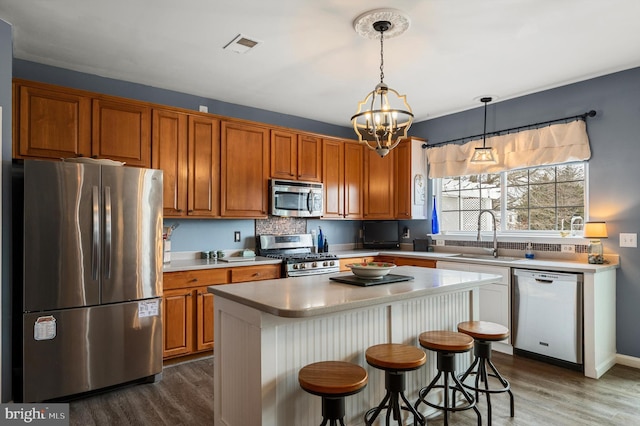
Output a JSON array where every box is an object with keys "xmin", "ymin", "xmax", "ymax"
[{"xmin": 583, "ymin": 221, "xmax": 607, "ymax": 264}]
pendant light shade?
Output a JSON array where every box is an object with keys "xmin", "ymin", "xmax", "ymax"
[
  {"xmin": 470, "ymin": 97, "xmax": 496, "ymax": 163},
  {"xmin": 351, "ymin": 10, "xmax": 414, "ymax": 158}
]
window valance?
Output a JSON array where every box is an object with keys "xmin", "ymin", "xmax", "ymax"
[{"xmin": 425, "ymin": 120, "xmax": 591, "ymax": 178}]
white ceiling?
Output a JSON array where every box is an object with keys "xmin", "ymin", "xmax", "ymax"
[{"xmin": 2, "ymin": 0, "xmax": 640, "ymax": 126}]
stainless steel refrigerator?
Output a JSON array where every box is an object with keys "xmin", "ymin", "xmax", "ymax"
[{"xmin": 13, "ymin": 159, "xmax": 163, "ymax": 402}]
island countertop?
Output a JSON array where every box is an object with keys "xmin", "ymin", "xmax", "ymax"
[{"xmin": 207, "ymin": 265, "xmax": 501, "ymax": 318}]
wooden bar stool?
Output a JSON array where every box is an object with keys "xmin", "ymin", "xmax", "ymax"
[
  {"xmin": 414, "ymin": 331, "xmax": 481, "ymax": 426},
  {"xmin": 299, "ymin": 361, "xmax": 368, "ymax": 426},
  {"xmin": 457, "ymin": 321, "xmax": 515, "ymax": 425},
  {"xmin": 364, "ymin": 343, "xmax": 427, "ymax": 426}
]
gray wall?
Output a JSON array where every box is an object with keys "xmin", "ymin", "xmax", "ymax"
[
  {"xmin": 0, "ymin": 18, "xmax": 12, "ymax": 402},
  {"xmin": 413, "ymin": 67, "xmax": 640, "ymax": 358},
  {"xmin": 13, "ymin": 59, "xmax": 354, "ymax": 140}
]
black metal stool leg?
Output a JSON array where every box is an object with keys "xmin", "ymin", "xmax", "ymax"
[
  {"xmin": 415, "ymin": 352, "xmax": 481, "ymax": 426},
  {"xmin": 487, "ymin": 358, "xmax": 515, "ymax": 417},
  {"xmin": 457, "ymin": 340, "xmax": 515, "ymax": 425},
  {"xmin": 365, "ymin": 371, "xmax": 425, "ymax": 426}
]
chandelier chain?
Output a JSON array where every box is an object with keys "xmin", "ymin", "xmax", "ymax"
[{"xmin": 379, "ymin": 30, "xmax": 385, "ymax": 83}]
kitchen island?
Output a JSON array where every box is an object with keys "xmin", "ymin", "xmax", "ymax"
[{"xmin": 208, "ymin": 266, "xmax": 501, "ymax": 426}]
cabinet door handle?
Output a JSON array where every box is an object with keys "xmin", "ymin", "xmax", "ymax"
[
  {"xmin": 176, "ymin": 209, "xmax": 183, "ymax": 213},
  {"xmin": 186, "ymin": 293, "xmax": 192, "ymax": 297},
  {"xmin": 189, "ymin": 278, "xmax": 199, "ymax": 283},
  {"xmin": 253, "ymin": 272, "xmax": 261, "ymax": 277}
]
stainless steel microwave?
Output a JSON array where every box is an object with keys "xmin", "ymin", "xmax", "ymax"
[{"xmin": 270, "ymin": 179, "xmax": 323, "ymax": 217}]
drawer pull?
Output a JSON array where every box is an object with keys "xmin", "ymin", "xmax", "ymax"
[{"xmin": 189, "ymin": 278, "xmax": 199, "ymax": 283}]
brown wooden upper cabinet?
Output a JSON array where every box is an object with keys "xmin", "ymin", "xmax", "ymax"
[
  {"xmin": 322, "ymin": 139, "xmax": 364, "ymax": 219},
  {"xmin": 364, "ymin": 147, "xmax": 395, "ymax": 219},
  {"xmin": 395, "ymin": 138, "xmax": 428, "ymax": 220},
  {"xmin": 92, "ymin": 98, "xmax": 151, "ymax": 167},
  {"xmin": 220, "ymin": 120, "xmax": 270, "ymax": 218},
  {"xmin": 152, "ymin": 109, "xmax": 220, "ymax": 218},
  {"xmin": 270, "ymin": 130, "xmax": 322, "ymax": 182},
  {"xmin": 14, "ymin": 81, "xmax": 91, "ymax": 159},
  {"xmin": 13, "ymin": 80, "xmax": 151, "ymax": 167}
]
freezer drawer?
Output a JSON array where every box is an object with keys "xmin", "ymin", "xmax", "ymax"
[
  {"xmin": 20, "ymin": 299, "xmax": 162, "ymax": 402},
  {"xmin": 512, "ymin": 269, "xmax": 583, "ymax": 364}
]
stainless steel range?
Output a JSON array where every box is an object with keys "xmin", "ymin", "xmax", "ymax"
[{"xmin": 258, "ymin": 234, "xmax": 340, "ymax": 277}]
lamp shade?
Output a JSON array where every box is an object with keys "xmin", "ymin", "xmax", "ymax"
[{"xmin": 583, "ymin": 221, "xmax": 608, "ymax": 239}]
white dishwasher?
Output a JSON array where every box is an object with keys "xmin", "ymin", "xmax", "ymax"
[{"xmin": 512, "ymin": 269, "xmax": 583, "ymax": 367}]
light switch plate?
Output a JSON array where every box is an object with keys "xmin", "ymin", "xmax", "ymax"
[
  {"xmin": 436, "ymin": 239, "xmax": 445, "ymax": 246},
  {"xmin": 620, "ymin": 233, "xmax": 637, "ymax": 248}
]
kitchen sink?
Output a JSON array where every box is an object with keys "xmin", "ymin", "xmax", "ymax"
[{"xmin": 450, "ymin": 253, "xmax": 523, "ymax": 262}]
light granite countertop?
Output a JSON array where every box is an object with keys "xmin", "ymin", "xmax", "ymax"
[
  {"xmin": 207, "ymin": 265, "xmax": 500, "ymax": 318},
  {"xmin": 332, "ymin": 249, "xmax": 619, "ymax": 274},
  {"xmin": 164, "ymin": 249, "xmax": 619, "ymax": 274},
  {"xmin": 163, "ymin": 256, "xmax": 281, "ymax": 273}
]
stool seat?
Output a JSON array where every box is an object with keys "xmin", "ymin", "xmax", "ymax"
[
  {"xmin": 458, "ymin": 320, "xmax": 509, "ymax": 341},
  {"xmin": 365, "ymin": 343, "xmax": 427, "ymax": 371},
  {"xmin": 418, "ymin": 330, "xmax": 474, "ymax": 353},
  {"xmin": 299, "ymin": 361, "xmax": 368, "ymax": 397}
]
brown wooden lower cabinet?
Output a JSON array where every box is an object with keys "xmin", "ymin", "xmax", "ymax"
[
  {"xmin": 339, "ymin": 257, "xmax": 376, "ymax": 272},
  {"xmin": 162, "ymin": 264, "xmax": 281, "ymax": 360},
  {"xmin": 392, "ymin": 257, "xmax": 437, "ymax": 268},
  {"xmin": 163, "ymin": 287, "xmax": 194, "ymax": 359},
  {"xmin": 340, "ymin": 256, "xmax": 436, "ymax": 272},
  {"xmin": 196, "ymin": 287, "xmax": 214, "ymax": 352}
]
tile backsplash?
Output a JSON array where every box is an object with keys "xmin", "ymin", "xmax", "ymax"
[
  {"xmin": 441, "ymin": 239, "xmax": 589, "ymax": 254},
  {"xmin": 255, "ymin": 216, "xmax": 306, "ymax": 236}
]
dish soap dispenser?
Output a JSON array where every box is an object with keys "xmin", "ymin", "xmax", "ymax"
[{"xmin": 525, "ymin": 241, "xmax": 535, "ymax": 259}]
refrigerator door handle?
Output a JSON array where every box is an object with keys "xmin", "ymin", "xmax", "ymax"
[
  {"xmin": 104, "ymin": 186, "xmax": 112, "ymax": 279},
  {"xmin": 92, "ymin": 185, "xmax": 100, "ymax": 280}
]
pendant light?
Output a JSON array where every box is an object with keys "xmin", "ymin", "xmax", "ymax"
[
  {"xmin": 470, "ymin": 97, "xmax": 496, "ymax": 163},
  {"xmin": 351, "ymin": 9, "xmax": 414, "ymax": 158}
]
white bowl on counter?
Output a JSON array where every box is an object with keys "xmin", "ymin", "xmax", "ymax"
[{"xmin": 347, "ymin": 262, "xmax": 396, "ymax": 279}]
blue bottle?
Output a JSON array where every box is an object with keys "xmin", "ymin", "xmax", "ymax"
[
  {"xmin": 431, "ymin": 197, "xmax": 439, "ymax": 234},
  {"xmin": 318, "ymin": 227, "xmax": 324, "ymax": 253}
]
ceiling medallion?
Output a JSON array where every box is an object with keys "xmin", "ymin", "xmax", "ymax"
[{"xmin": 353, "ymin": 8, "xmax": 411, "ymax": 39}]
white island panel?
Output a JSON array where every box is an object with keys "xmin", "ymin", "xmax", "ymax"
[{"xmin": 210, "ymin": 266, "xmax": 498, "ymax": 426}]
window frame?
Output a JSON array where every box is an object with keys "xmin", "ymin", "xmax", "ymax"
[{"xmin": 433, "ymin": 161, "xmax": 589, "ymax": 236}]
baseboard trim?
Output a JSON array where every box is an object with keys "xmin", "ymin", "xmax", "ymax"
[{"xmin": 616, "ymin": 353, "xmax": 640, "ymax": 370}]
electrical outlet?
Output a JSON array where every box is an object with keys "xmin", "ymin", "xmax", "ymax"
[
  {"xmin": 234, "ymin": 231, "xmax": 241, "ymax": 242},
  {"xmin": 561, "ymin": 244, "xmax": 575, "ymax": 253},
  {"xmin": 436, "ymin": 239, "xmax": 445, "ymax": 246},
  {"xmin": 403, "ymin": 227, "xmax": 410, "ymax": 239},
  {"xmin": 620, "ymin": 233, "xmax": 637, "ymax": 248}
]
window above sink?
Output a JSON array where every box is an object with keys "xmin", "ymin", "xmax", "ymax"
[{"xmin": 433, "ymin": 162, "xmax": 588, "ymax": 236}]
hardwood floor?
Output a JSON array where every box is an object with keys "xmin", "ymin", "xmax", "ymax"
[
  {"xmin": 68, "ymin": 352, "xmax": 640, "ymax": 425},
  {"xmin": 69, "ymin": 357, "xmax": 214, "ymax": 426}
]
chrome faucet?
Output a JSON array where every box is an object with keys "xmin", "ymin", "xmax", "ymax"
[{"xmin": 477, "ymin": 210, "xmax": 498, "ymax": 258}]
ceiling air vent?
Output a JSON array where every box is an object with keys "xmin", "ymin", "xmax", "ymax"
[{"xmin": 223, "ymin": 34, "xmax": 261, "ymax": 54}]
